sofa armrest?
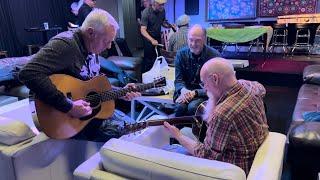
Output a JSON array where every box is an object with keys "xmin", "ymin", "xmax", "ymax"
[
  {"xmin": 0, "ymin": 99, "xmax": 39, "ymax": 134},
  {"xmin": 120, "ymin": 126, "xmax": 171, "ymax": 148},
  {"xmin": 247, "ymin": 132, "xmax": 286, "ymax": 180},
  {"xmin": 73, "ymin": 153, "xmax": 126, "ymax": 180},
  {"xmin": 100, "ymin": 138, "xmax": 246, "ymax": 180}
]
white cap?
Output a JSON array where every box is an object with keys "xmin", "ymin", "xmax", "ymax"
[
  {"xmin": 155, "ymin": 0, "xmax": 167, "ymax": 4},
  {"xmin": 176, "ymin": 14, "xmax": 190, "ymax": 26}
]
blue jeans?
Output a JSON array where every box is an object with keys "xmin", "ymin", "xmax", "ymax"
[{"xmin": 174, "ymin": 98, "xmax": 207, "ymax": 117}]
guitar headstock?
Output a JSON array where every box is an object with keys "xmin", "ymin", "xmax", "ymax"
[{"xmin": 153, "ymin": 77, "xmax": 166, "ymax": 88}]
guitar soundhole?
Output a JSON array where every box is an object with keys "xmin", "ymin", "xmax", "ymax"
[
  {"xmin": 86, "ymin": 91, "xmax": 101, "ymax": 108},
  {"xmin": 79, "ymin": 91, "xmax": 101, "ymax": 121}
]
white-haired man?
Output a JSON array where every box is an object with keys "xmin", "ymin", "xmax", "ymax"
[
  {"xmin": 19, "ymin": 9, "xmax": 140, "ymax": 142},
  {"xmin": 140, "ymin": 0, "xmax": 172, "ymax": 73},
  {"xmin": 165, "ymin": 58, "xmax": 269, "ymax": 175},
  {"xmin": 168, "ymin": 14, "xmax": 190, "ymax": 52}
]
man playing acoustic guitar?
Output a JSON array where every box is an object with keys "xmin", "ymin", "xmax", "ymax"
[
  {"xmin": 164, "ymin": 58, "xmax": 269, "ymax": 175},
  {"xmin": 19, "ymin": 9, "xmax": 141, "ymax": 142}
]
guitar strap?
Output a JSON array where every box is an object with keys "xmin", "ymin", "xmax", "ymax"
[{"xmin": 114, "ymin": 40, "xmax": 123, "ymax": 56}]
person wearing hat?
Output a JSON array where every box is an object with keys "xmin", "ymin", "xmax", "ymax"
[
  {"xmin": 168, "ymin": 14, "xmax": 190, "ymax": 52},
  {"xmin": 140, "ymin": 0, "xmax": 172, "ymax": 73}
]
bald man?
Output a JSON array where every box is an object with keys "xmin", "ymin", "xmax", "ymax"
[
  {"xmin": 174, "ymin": 24, "xmax": 220, "ymax": 117},
  {"xmin": 165, "ymin": 58, "xmax": 269, "ymax": 175}
]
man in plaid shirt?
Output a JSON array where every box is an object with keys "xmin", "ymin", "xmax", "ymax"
[{"xmin": 164, "ymin": 57, "xmax": 269, "ymax": 175}]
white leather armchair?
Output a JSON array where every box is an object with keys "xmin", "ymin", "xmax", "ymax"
[
  {"xmin": 74, "ymin": 126, "xmax": 286, "ymax": 180},
  {"xmin": 0, "ymin": 99, "xmax": 104, "ymax": 180}
]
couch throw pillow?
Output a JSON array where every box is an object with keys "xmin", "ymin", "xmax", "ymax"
[{"xmin": 0, "ymin": 116, "xmax": 36, "ymax": 145}]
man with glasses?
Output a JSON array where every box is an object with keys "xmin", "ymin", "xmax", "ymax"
[
  {"xmin": 165, "ymin": 58, "xmax": 269, "ymax": 175},
  {"xmin": 174, "ymin": 24, "xmax": 220, "ymax": 117},
  {"xmin": 140, "ymin": 0, "xmax": 172, "ymax": 73}
]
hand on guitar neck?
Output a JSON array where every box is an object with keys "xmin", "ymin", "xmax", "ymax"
[{"xmin": 163, "ymin": 20, "xmax": 177, "ymax": 32}]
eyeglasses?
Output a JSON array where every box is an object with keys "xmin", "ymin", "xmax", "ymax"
[{"xmin": 199, "ymin": 82, "xmax": 205, "ymax": 88}]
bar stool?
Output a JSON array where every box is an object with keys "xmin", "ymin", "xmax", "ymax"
[
  {"xmin": 312, "ymin": 25, "xmax": 320, "ymax": 54},
  {"xmin": 222, "ymin": 42, "xmax": 240, "ymax": 54},
  {"xmin": 291, "ymin": 23, "xmax": 312, "ymax": 56},
  {"xmin": 269, "ymin": 23, "xmax": 288, "ymax": 55},
  {"xmin": 248, "ymin": 36, "xmax": 264, "ymax": 55}
]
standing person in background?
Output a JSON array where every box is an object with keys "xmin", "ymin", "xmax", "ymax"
[
  {"xmin": 168, "ymin": 14, "xmax": 190, "ymax": 52},
  {"xmin": 140, "ymin": 0, "xmax": 172, "ymax": 73},
  {"xmin": 77, "ymin": 0, "xmax": 96, "ymax": 26},
  {"xmin": 137, "ymin": 0, "xmax": 151, "ymax": 25}
]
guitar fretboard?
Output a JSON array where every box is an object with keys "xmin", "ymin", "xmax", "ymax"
[{"xmin": 84, "ymin": 81, "xmax": 162, "ymax": 103}]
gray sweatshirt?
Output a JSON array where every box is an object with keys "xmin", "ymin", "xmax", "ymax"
[{"xmin": 19, "ymin": 29, "xmax": 100, "ymax": 113}]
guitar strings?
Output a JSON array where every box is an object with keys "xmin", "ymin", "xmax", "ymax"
[{"xmin": 80, "ymin": 82, "xmax": 159, "ymax": 102}]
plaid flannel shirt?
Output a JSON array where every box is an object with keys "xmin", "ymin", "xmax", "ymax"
[{"xmin": 193, "ymin": 80, "xmax": 269, "ymax": 175}]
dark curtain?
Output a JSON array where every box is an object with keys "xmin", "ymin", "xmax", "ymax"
[
  {"xmin": 0, "ymin": 0, "xmax": 70, "ymax": 57},
  {"xmin": 0, "ymin": 0, "xmax": 20, "ymax": 56}
]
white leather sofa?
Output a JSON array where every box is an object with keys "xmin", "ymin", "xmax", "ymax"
[
  {"xmin": 74, "ymin": 126, "xmax": 287, "ymax": 180},
  {"xmin": 0, "ymin": 99, "xmax": 104, "ymax": 180}
]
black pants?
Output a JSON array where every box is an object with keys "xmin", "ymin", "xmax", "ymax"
[
  {"xmin": 142, "ymin": 36, "xmax": 161, "ymax": 73},
  {"xmin": 71, "ymin": 119, "xmax": 121, "ymax": 142}
]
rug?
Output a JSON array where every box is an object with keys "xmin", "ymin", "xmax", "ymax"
[{"xmin": 258, "ymin": 0, "xmax": 317, "ymax": 17}]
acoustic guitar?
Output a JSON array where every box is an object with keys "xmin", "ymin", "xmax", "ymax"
[
  {"xmin": 122, "ymin": 101, "xmax": 207, "ymax": 141},
  {"xmin": 35, "ymin": 74, "xmax": 166, "ymax": 139}
]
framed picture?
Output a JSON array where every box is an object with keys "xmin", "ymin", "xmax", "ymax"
[
  {"xmin": 207, "ymin": 0, "xmax": 257, "ymax": 21},
  {"xmin": 258, "ymin": 0, "xmax": 317, "ymax": 17}
]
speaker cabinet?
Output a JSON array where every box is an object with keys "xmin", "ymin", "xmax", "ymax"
[{"xmin": 185, "ymin": 0, "xmax": 199, "ymax": 15}]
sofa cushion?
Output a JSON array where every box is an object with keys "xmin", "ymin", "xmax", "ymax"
[
  {"xmin": 100, "ymin": 56, "xmax": 142, "ymax": 83},
  {"xmin": 292, "ymin": 84, "xmax": 320, "ymax": 121},
  {"xmin": 0, "ymin": 56, "xmax": 32, "ymax": 82},
  {"xmin": 296, "ymin": 84, "xmax": 320, "ymax": 100},
  {"xmin": 106, "ymin": 56, "xmax": 142, "ymax": 70},
  {"xmin": 100, "ymin": 138, "xmax": 246, "ymax": 180},
  {"xmin": 303, "ymin": 65, "xmax": 320, "ymax": 85},
  {"xmin": 288, "ymin": 122, "xmax": 320, "ymax": 180},
  {"xmin": 0, "ymin": 116, "xmax": 35, "ymax": 145}
]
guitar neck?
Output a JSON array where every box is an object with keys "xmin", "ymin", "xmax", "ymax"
[
  {"xmin": 123, "ymin": 115, "xmax": 202, "ymax": 135},
  {"xmin": 146, "ymin": 116, "xmax": 201, "ymax": 126},
  {"xmin": 100, "ymin": 83, "xmax": 156, "ymax": 102}
]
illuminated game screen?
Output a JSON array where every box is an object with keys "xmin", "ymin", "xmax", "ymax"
[{"xmin": 207, "ymin": 0, "xmax": 257, "ymax": 21}]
